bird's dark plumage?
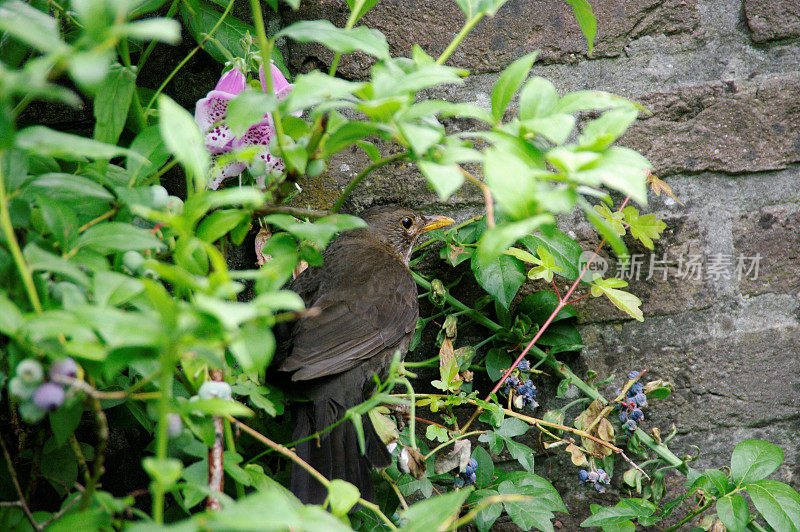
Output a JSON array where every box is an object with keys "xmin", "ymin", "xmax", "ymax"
[{"xmin": 277, "ymin": 205, "xmax": 453, "ymax": 504}]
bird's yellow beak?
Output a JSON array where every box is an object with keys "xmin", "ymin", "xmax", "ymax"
[{"xmin": 422, "ymin": 215, "xmax": 455, "ymax": 233}]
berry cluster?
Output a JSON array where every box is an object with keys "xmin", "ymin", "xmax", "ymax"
[
  {"xmin": 454, "ymin": 457, "xmax": 478, "ymax": 488},
  {"xmin": 578, "ymin": 467, "xmax": 611, "ymax": 492},
  {"xmin": 8, "ymin": 358, "xmax": 79, "ymax": 423},
  {"xmin": 616, "ymin": 371, "xmax": 647, "ymax": 433},
  {"xmin": 502, "ymin": 359, "xmax": 539, "ymax": 410}
]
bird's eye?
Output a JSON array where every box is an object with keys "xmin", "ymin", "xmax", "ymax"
[{"xmin": 401, "ymin": 216, "xmax": 413, "ymax": 229}]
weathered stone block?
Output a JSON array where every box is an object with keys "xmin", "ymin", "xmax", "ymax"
[
  {"xmin": 623, "ymin": 73, "xmax": 800, "ymax": 175},
  {"xmin": 744, "ymin": 0, "xmax": 800, "ymax": 42},
  {"xmin": 733, "ymin": 203, "xmax": 800, "ymax": 297},
  {"xmin": 284, "ymin": 0, "xmax": 699, "ymax": 78}
]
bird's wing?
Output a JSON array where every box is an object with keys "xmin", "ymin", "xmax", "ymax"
[{"xmin": 278, "ymin": 239, "xmax": 418, "ymax": 381}]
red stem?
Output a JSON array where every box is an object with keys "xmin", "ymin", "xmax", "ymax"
[{"xmin": 484, "ymin": 196, "xmax": 631, "ymax": 400}]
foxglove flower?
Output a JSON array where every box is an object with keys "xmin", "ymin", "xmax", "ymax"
[{"xmin": 194, "ymin": 63, "xmax": 294, "ymax": 190}]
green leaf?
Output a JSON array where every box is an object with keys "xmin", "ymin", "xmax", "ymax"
[
  {"xmin": 581, "ymin": 498, "xmax": 655, "ymax": 527},
  {"xmin": 322, "ymin": 121, "xmax": 386, "ymax": 157},
  {"xmin": 197, "ymin": 209, "xmax": 250, "ymax": 243},
  {"xmin": 473, "ymin": 446, "xmax": 494, "ymax": 489},
  {"xmin": 590, "ymin": 277, "xmax": 643, "ymax": 321},
  {"xmin": 74, "ymin": 223, "xmax": 166, "ymax": 255},
  {"xmin": 116, "ymin": 18, "xmax": 181, "ymax": 44},
  {"xmin": 283, "ymin": 72, "xmax": 365, "ymax": 115},
  {"xmin": 622, "ymin": 206, "xmax": 666, "ymax": 250},
  {"xmin": 578, "ymin": 107, "xmax": 639, "ymax": 151},
  {"xmin": 226, "ymin": 90, "xmax": 277, "ymax": 137},
  {"xmin": 731, "ymin": 440, "xmax": 784, "ymax": 486},
  {"xmin": 471, "ymin": 253, "xmax": 525, "ymax": 309},
  {"xmin": 554, "ymin": 91, "xmax": 639, "ymax": 114},
  {"xmin": 504, "ymin": 438, "xmax": 536, "ymax": 472},
  {"xmin": 476, "ymin": 215, "xmax": 554, "ymax": 265},
  {"xmin": 26, "ymin": 173, "xmax": 114, "ymax": 204},
  {"xmin": 565, "ymin": 0, "xmax": 597, "ymax": 54},
  {"xmin": 180, "ymin": 0, "xmax": 255, "ymax": 64},
  {"xmin": 184, "ymin": 398, "xmax": 254, "ymax": 417},
  {"xmin": 49, "ymin": 401, "xmax": 83, "ymax": 447},
  {"xmin": 230, "ymin": 323, "xmax": 276, "ymax": 375},
  {"xmin": 398, "ymin": 122, "xmax": 444, "ymax": 156},
  {"xmin": 158, "ymin": 95, "xmax": 209, "ymax": 188},
  {"xmin": 279, "ymin": 20, "xmax": 390, "ymax": 59},
  {"xmin": 524, "ymin": 246, "xmax": 564, "ymax": 283},
  {"xmin": 327, "ymin": 479, "xmax": 361, "ymax": 517},
  {"xmin": 0, "ymin": 1, "xmax": 66, "ymax": 53},
  {"xmin": 0, "ymin": 290, "xmax": 23, "ymax": 335},
  {"xmin": 716, "ymin": 494, "xmax": 750, "ymax": 532},
  {"xmin": 519, "ymin": 77, "xmax": 558, "ymax": 120},
  {"xmin": 516, "ymin": 291, "xmax": 578, "ymax": 324},
  {"xmin": 748, "ymin": 480, "xmax": 800, "ymax": 532},
  {"xmin": 417, "ymin": 160, "xmax": 464, "ymax": 199},
  {"xmin": 93, "ymin": 66, "xmax": 136, "ymax": 145},
  {"xmin": 521, "ymin": 113, "xmax": 576, "ymax": 144},
  {"xmin": 142, "ymin": 457, "xmax": 183, "ymax": 489},
  {"xmin": 498, "ymin": 480, "xmax": 557, "ymax": 532},
  {"xmin": 485, "ymin": 347, "xmax": 512, "ymax": 382},
  {"xmin": 15, "ymin": 127, "xmax": 142, "ymax": 162},
  {"xmin": 93, "ymin": 271, "xmax": 144, "ymax": 307},
  {"xmin": 126, "ymin": 126, "xmax": 170, "ymax": 185},
  {"xmin": 454, "ymin": 0, "xmax": 511, "ymax": 19},
  {"xmin": 579, "ymin": 198, "xmax": 628, "ymax": 261},
  {"xmin": 25, "ymin": 243, "xmax": 91, "ymax": 287},
  {"xmin": 471, "ymin": 489, "xmax": 502, "ymax": 532},
  {"xmin": 400, "ymin": 488, "xmax": 471, "ymax": 532},
  {"xmin": 345, "ymin": 0, "xmax": 380, "ymax": 23},
  {"xmin": 536, "ymin": 322, "xmax": 582, "ymax": 348},
  {"xmin": 490, "ymin": 51, "xmax": 538, "ymax": 122},
  {"xmin": 522, "ymin": 229, "xmax": 583, "ymax": 282}
]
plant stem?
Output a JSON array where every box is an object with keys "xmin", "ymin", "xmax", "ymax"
[
  {"xmin": 423, "ymin": 430, "xmax": 485, "ymax": 461},
  {"xmin": 249, "ymin": 0, "xmax": 287, "ymax": 166},
  {"xmin": 228, "ymin": 416, "xmax": 397, "ymax": 529},
  {"xmin": 0, "ymin": 151, "xmax": 42, "ymax": 313},
  {"xmin": 223, "ymin": 419, "xmax": 245, "ymax": 499},
  {"xmin": 143, "ymin": 0, "xmax": 236, "ymax": 118},
  {"xmin": 436, "ymin": 13, "xmax": 485, "ymax": 65},
  {"xmin": 78, "ymin": 393, "xmax": 108, "ymax": 510},
  {"xmin": 136, "ymin": 0, "xmax": 182, "ymax": 72},
  {"xmin": 663, "ymin": 499, "xmax": 713, "ymax": 532},
  {"xmin": 329, "ymin": 0, "xmax": 367, "ymax": 76},
  {"xmin": 151, "ymin": 354, "xmax": 174, "ymax": 523},
  {"xmin": 331, "ymin": 151, "xmax": 409, "ymax": 212},
  {"xmin": 0, "ymin": 435, "xmax": 40, "ymax": 531},
  {"xmin": 459, "ymin": 167, "xmax": 494, "ymax": 227}
]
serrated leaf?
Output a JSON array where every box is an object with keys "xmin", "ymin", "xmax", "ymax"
[
  {"xmin": 590, "ymin": 276, "xmax": 643, "ymax": 321},
  {"xmin": 622, "ymin": 206, "xmax": 666, "ymax": 249}
]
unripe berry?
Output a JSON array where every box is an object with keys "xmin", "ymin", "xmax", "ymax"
[
  {"xmin": 8, "ymin": 376, "xmax": 36, "ymax": 400},
  {"xmin": 167, "ymin": 413, "xmax": 183, "ymax": 438},
  {"xmin": 151, "ymin": 185, "xmax": 169, "ymax": 209},
  {"xmin": 16, "ymin": 359, "xmax": 43, "ymax": 384},
  {"xmin": 123, "ymin": 250, "xmax": 145, "ymax": 273},
  {"xmin": 32, "ymin": 382, "xmax": 65, "ymax": 411},
  {"xmin": 198, "ymin": 381, "xmax": 232, "ymax": 400},
  {"xmin": 18, "ymin": 401, "xmax": 46, "ymax": 424}
]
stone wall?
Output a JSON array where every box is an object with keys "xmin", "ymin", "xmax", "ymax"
[{"xmin": 283, "ymin": 0, "xmax": 800, "ymax": 527}]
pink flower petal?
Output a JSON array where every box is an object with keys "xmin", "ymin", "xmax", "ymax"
[
  {"xmin": 214, "ymin": 68, "xmax": 246, "ymax": 95},
  {"xmin": 194, "ymin": 90, "xmax": 234, "ymax": 132},
  {"xmin": 204, "ymin": 124, "xmax": 235, "ymax": 154},
  {"xmin": 234, "ymin": 119, "xmax": 277, "ymax": 149},
  {"xmin": 259, "ymin": 63, "xmax": 292, "ymax": 96}
]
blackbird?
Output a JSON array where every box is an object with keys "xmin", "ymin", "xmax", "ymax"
[{"xmin": 277, "ymin": 205, "xmax": 453, "ymax": 504}]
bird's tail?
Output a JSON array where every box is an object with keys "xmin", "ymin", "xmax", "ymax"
[{"xmin": 291, "ymin": 400, "xmax": 391, "ymax": 505}]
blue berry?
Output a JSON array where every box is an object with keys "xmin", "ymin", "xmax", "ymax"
[
  {"xmin": 578, "ymin": 470, "xmax": 589, "ymax": 482},
  {"xmin": 618, "ymin": 411, "xmax": 628, "ymax": 423},
  {"xmin": 634, "ymin": 392, "xmax": 647, "ymax": 407},
  {"xmin": 630, "ymin": 408, "xmax": 644, "ymax": 421},
  {"xmin": 517, "ymin": 360, "xmax": 530, "ymax": 372},
  {"xmin": 49, "ymin": 357, "xmax": 79, "ymax": 381},
  {"xmin": 623, "ymin": 419, "xmax": 638, "ymax": 431},
  {"xmin": 32, "ymin": 382, "xmax": 65, "ymax": 411},
  {"xmin": 469, "ymin": 458, "xmax": 477, "ymax": 470},
  {"xmin": 629, "ymin": 382, "xmax": 644, "ymax": 395},
  {"xmin": 465, "ymin": 471, "xmax": 476, "ymax": 485},
  {"xmin": 628, "ymin": 371, "xmax": 639, "ymax": 380},
  {"xmin": 507, "ymin": 376, "xmax": 519, "ymax": 387},
  {"xmin": 524, "ymin": 379, "xmax": 534, "ymax": 388}
]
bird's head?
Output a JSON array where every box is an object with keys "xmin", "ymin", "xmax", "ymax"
[{"xmin": 360, "ymin": 205, "xmax": 454, "ymax": 264}]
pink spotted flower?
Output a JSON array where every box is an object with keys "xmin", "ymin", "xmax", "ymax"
[{"xmin": 194, "ymin": 63, "xmax": 294, "ymax": 190}]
